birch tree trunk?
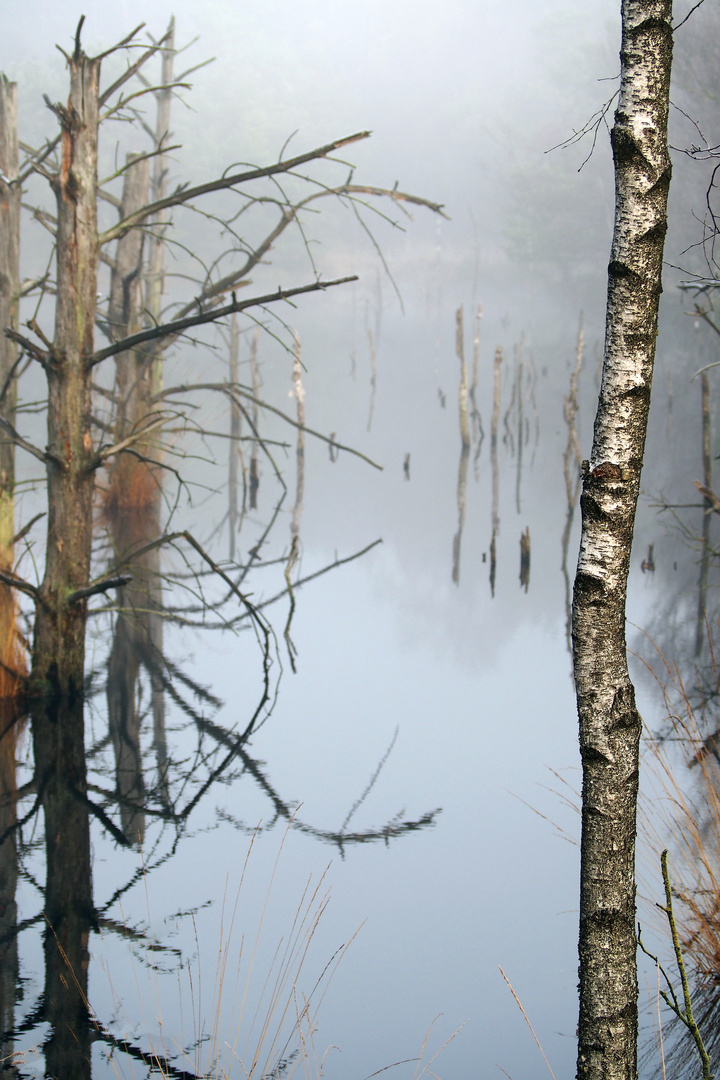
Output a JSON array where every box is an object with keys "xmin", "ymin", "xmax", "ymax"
[{"xmin": 572, "ymin": 4, "xmax": 673, "ymax": 1078}]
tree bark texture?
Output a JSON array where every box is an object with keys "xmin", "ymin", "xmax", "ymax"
[
  {"xmin": 33, "ymin": 693, "xmax": 92, "ymax": 1080},
  {"xmin": 0, "ymin": 81, "xmax": 23, "ymax": 1068},
  {"xmin": 26, "ymin": 47, "xmax": 99, "ymax": 1079},
  {"xmin": 0, "ymin": 76, "xmax": 19, "ymax": 574},
  {"xmin": 31, "ymin": 47, "xmax": 100, "ymax": 698},
  {"xmin": 0, "ymin": 77, "xmax": 24, "ymax": 699},
  {"xmin": 139, "ymin": 31, "xmax": 173, "ymax": 800},
  {"xmin": 572, "ymin": 4, "xmax": 673, "ymax": 1079}
]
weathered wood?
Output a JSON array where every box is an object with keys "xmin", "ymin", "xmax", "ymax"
[
  {"xmin": 108, "ymin": 153, "xmax": 150, "ymax": 411},
  {"xmin": 33, "ymin": 693, "xmax": 92, "ymax": 1080},
  {"xmin": 28, "ymin": 44, "xmax": 100, "ymax": 1080},
  {"xmin": 228, "ymin": 313, "xmax": 241, "ymax": 559},
  {"xmin": 144, "ymin": 15, "xmax": 173, "ymax": 352},
  {"xmin": 0, "ymin": 83, "xmax": 24, "ymax": 1066},
  {"xmin": 0, "ymin": 76, "xmax": 19, "ymax": 575},
  {"xmin": 572, "ymin": 4, "xmax": 673, "ymax": 1078},
  {"xmin": 31, "ymin": 47, "xmax": 100, "ymax": 698}
]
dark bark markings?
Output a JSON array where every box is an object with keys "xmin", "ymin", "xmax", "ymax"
[
  {"xmin": 33, "ymin": 49, "xmax": 100, "ymax": 698},
  {"xmin": 29, "ymin": 48, "xmax": 99, "ymax": 1080},
  {"xmin": 572, "ymin": 5, "xmax": 673, "ymax": 1079}
]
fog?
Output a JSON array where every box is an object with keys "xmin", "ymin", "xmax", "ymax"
[{"xmin": 1, "ymin": 3, "xmax": 719, "ymax": 1079}]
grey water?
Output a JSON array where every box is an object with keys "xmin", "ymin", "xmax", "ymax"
[{"xmin": 2, "ymin": 1, "xmax": 719, "ymax": 1077}]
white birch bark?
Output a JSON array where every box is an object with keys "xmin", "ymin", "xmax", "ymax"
[{"xmin": 572, "ymin": 4, "xmax": 673, "ymax": 1078}]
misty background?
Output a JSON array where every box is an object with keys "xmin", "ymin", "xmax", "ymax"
[{"xmin": 1, "ymin": 1, "xmax": 718, "ymax": 1077}]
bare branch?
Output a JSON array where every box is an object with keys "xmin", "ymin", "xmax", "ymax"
[
  {"xmin": 0, "ymin": 568, "xmax": 41, "ymax": 603},
  {"xmin": 74, "ymin": 15, "xmax": 85, "ymax": 57},
  {"xmin": 673, "ymin": 0, "xmax": 707, "ymax": 31},
  {"xmin": 174, "ymin": 56, "xmax": 215, "ymax": 83},
  {"xmin": 97, "ymin": 187, "xmax": 122, "ymax": 209},
  {"xmin": 173, "ymin": 274, "xmax": 255, "ymax": 320},
  {"xmin": 547, "ymin": 89, "xmax": 619, "ymax": 170},
  {"xmin": 0, "ymin": 349, "xmax": 28, "ymax": 406},
  {"xmin": 0, "ymin": 412, "xmax": 58, "ymax": 468},
  {"xmin": 88, "ymin": 276, "xmax": 358, "ymax": 367},
  {"xmin": 13, "ymin": 512, "xmax": 45, "ymax": 546},
  {"xmin": 101, "ymin": 85, "xmax": 190, "ymax": 124},
  {"xmin": 3, "ymin": 327, "xmax": 49, "ymax": 367},
  {"xmin": 337, "ymin": 182, "xmax": 448, "ymax": 219},
  {"xmin": 92, "ymin": 412, "xmax": 171, "ymax": 466},
  {"xmin": 66, "ymin": 575, "xmax": 133, "ymax": 606},
  {"xmin": 694, "ymin": 480, "xmax": 720, "ymax": 515},
  {"xmin": 98, "ymin": 139, "xmax": 181, "ymax": 187},
  {"xmin": 156, "ymin": 380, "xmax": 383, "ymax": 470},
  {"xmin": 18, "ymin": 275, "xmax": 50, "ymax": 298},
  {"xmin": 166, "ymin": 178, "xmax": 446, "ymax": 325},
  {"xmin": 693, "ymin": 303, "xmax": 720, "ymax": 339},
  {"xmin": 18, "ymin": 134, "xmax": 61, "ymax": 186},
  {"xmin": 253, "ymin": 539, "xmax": 384, "ymax": 616},
  {"xmin": 98, "ymin": 131, "xmax": 372, "ymax": 245},
  {"xmin": 94, "ymin": 24, "xmax": 151, "ymax": 67},
  {"xmin": 229, "ymin": 387, "xmax": 384, "ymax": 471}
]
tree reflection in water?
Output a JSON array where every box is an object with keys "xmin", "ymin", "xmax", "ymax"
[
  {"xmin": 0, "ymin": 485, "xmax": 439, "ymax": 1076},
  {"xmin": 0, "ymin": 23, "xmax": 443, "ymax": 1072}
]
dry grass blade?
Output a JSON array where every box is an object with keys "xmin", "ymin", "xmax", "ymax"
[
  {"xmin": 85, "ymin": 823, "xmax": 356, "ymax": 1079},
  {"xmin": 360, "ymin": 1015, "xmax": 466, "ymax": 1080},
  {"xmin": 497, "ymin": 967, "xmax": 556, "ymax": 1080},
  {"xmin": 89, "ymin": 818, "xmax": 461, "ymax": 1080},
  {"xmin": 637, "ymin": 621, "xmax": 720, "ymax": 1074}
]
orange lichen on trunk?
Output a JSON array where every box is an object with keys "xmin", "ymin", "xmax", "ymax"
[
  {"xmin": 0, "ymin": 587, "xmax": 27, "ymax": 701},
  {"xmin": 101, "ymin": 456, "xmax": 162, "ymax": 553}
]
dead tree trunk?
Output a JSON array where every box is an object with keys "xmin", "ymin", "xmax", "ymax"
[
  {"xmin": 249, "ymin": 329, "xmax": 260, "ymax": 509},
  {"xmin": 140, "ymin": 23, "xmax": 174, "ymax": 799},
  {"xmin": 228, "ymin": 313, "xmax": 242, "ymax": 559},
  {"xmin": 0, "ymin": 79, "xmax": 24, "ymax": 1030},
  {"xmin": 27, "ymin": 43, "xmax": 99, "ymax": 1078},
  {"xmin": 33, "ymin": 693, "xmax": 93, "ymax": 1080},
  {"xmin": 452, "ymin": 306, "xmax": 470, "ymax": 585},
  {"xmin": 0, "ymin": 77, "xmax": 24, "ymax": 701},
  {"xmin": 31, "ymin": 44, "xmax": 100, "ymax": 699},
  {"xmin": 290, "ymin": 331, "xmax": 305, "ymax": 541},
  {"xmin": 489, "ymin": 345, "xmax": 502, "ymax": 597},
  {"xmin": 0, "ymin": 77, "xmax": 19, "ymax": 583},
  {"xmin": 144, "ymin": 16, "xmax": 173, "ymax": 343},
  {"xmin": 572, "ymin": 4, "xmax": 673, "ymax": 1078},
  {"xmin": 105, "ymin": 153, "xmax": 151, "ymax": 843}
]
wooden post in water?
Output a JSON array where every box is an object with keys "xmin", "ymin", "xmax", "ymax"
[{"xmin": 452, "ymin": 306, "xmax": 470, "ymax": 584}]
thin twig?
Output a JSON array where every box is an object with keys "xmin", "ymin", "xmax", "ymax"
[
  {"xmin": 99, "ymin": 131, "xmax": 372, "ymax": 245},
  {"xmin": 66, "ymin": 575, "xmax": 133, "ymax": 606},
  {"xmin": 658, "ymin": 849, "xmax": 714, "ymax": 1080},
  {"xmin": 89, "ymin": 277, "xmax": 358, "ymax": 366}
]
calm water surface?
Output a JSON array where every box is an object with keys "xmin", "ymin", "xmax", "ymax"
[{"xmin": 2, "ymin": 2, "xmax": 716, "ymax": 1077}]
